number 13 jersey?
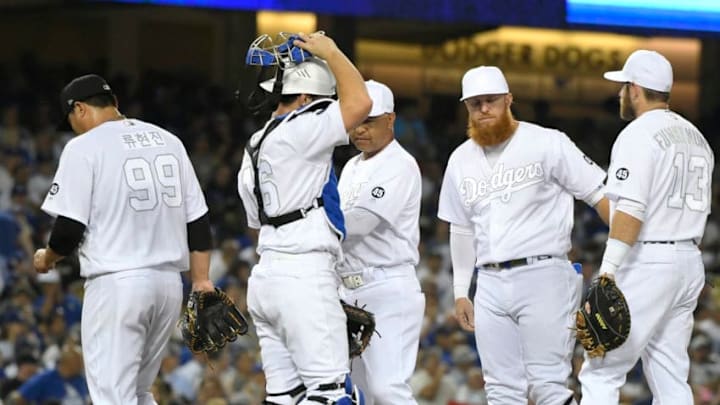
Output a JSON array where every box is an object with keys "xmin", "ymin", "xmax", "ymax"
[
  {"xmin": 606, "ymin": 109, "xmax": 714, "ymax": 242},
  {"xmin": 41, "ymin": 118, "xmax": 208, "ymax": 277}
]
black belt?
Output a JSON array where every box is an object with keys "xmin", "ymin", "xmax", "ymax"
[
  {"xmin": 265, "ymin": 197, "xmax": 324, "ymax": 227},
  {"xmin": 640, "ymin": 240, "xmax": 697, "ymax": 245},
  {"xmin": 480, "ymin": 255, "xmax": 554, "ymax": 270}
]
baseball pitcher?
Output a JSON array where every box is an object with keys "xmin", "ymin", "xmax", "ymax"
[
  {"xmin": 578, "ymin": 50, "xmax": 714, "ymax": 405},
  {"xmin": 337, "ymin": 80, "xmax": 425, "ymax": 405},
  {"xmin": 237, "ymin": 32, "xmax": 371, "ymax": 404},
  {"xmin": 438, "ymin": 66, "xmax": 609, "ymax": 405},
  {"xmin": 34, "ymin": 74, "xmax": 214, "ymax": 404}
]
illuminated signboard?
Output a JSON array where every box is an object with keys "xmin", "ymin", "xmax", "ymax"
[
  {"xmin": 100, "ymin": 0, "xmax": 367, "ymax": 13},
  {"xmin": 97, "ymin": 0, "xmax": 720, "ymax": 35},
  {"xmin": 96, "ymin": 0, "xmax": 564, "ymax": 27},
  {"xmin": 566, "ymin": 0, "xmax": 720, "ymax": 33}
]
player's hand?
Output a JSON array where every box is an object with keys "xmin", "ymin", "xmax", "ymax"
[
  {"xmin": 454, "ymin": 297, "xmax": 475, "ymax": 332},
  {"xmin": 191, "ymin": 279, "xmax": 215, "ymax": 293},
  {"xmin": 600, "ymin": 272, "xmax": 615, "ymax": 281},
  {"xmin": 33, "ymin": 248, "xmax": 53, "ymax": 273},
  {"xmin": 293, "ymin": 31, "xmax": 339, "ymax": 60}
]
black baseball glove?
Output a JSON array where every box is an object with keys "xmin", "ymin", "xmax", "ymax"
[
  {"xmin": 576, "ymin": 275, "xmax": 631, "ymax": 358},
  {"xmin": 341, "ymin": 300, "xmax": 376, "ymax": 358},
  {"xmin": 180, "ymin": 288, "xmax": 249, "ymax": 354}
]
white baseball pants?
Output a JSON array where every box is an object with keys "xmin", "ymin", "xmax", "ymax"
[
  {"xmin": 579, "ymin": 241, "xmax": 704, "ymax": 405},
  {"xmin": 248, "ymin": 251, "xmax": 349, "ymax": 400},
  {"xmin": 473, "ymin": 258, "xmax": 581, "ymax": 405},
  {"xmin": 339, "ymin": 266, "xmax": 425, "ymax": 405},
  {"xmin": 82, "ymin": 269, "xmax": 182, "ymax": 405}
]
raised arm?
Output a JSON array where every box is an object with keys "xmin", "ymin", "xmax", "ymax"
[{"xmin": 293, "ymin": 32, "xmax": 371, "ymax": 131}]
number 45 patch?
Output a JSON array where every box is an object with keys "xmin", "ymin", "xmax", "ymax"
[
  {"xmin": 615, "ymin": 168, "xmax": 629, "ymax": 181},
  {"xmin": 371, "ymin": 187, "xmax": 385, "ymax": 198}
]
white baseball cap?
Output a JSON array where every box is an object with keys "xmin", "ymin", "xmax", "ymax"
[
  {"xmin": 603, "ymin": 50, "xmax": 673, "ymax": 93},
  {"xmin": 366, "ymin": 80, "xmax": 394, "ymax": 117},
  {"xmin": 460, "ymin": 66, "xmax": 509, "ymax": 101}
]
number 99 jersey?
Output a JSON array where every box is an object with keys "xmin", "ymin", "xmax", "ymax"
[
  {"xmin": 606, "ymin": 109, "xmax": 714, "ymax": 242},
  {"xmin": 41, "ymin": 119, "xmax": 208, "ymax": 277}
]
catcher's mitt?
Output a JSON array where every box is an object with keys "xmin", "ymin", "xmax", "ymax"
[
  {"xmin": 180, "ymin": 288, "xmax": 249, "ymax": 354},
  {"xmin": 576, "ymin": 275, "xmax": 631, "ymax": 358},
  {"xmin": 341, "ymin": 300, "xmax": 376, "ymax": 358}
]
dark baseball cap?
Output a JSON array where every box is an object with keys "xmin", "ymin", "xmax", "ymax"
[
  {"xmin": 58, "ymin": 74, "xmax": 114, "ymax": 131},
  {"xmin": 11, "ymin": 183, "xmax": 27, "ymax": 197},
  {"xmin": 16, "ymin": 352, "xmax": 39, "ymax": 366}
]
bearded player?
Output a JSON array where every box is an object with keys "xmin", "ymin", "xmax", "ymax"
[
  {"xmin": 579, "ymin": 50, "xmax": 714, "ymax": 405},
  {"xmin": 438, "ymin": 65, "xmax": 609, "ymax": 405}
]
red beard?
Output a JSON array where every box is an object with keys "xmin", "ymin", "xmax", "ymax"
[{"xmin": 467, "ymin": 108, "xmax": 517, "ymax": 147}]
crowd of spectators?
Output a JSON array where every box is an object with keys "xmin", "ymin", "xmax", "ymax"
[{"xmin": 1, "ymin": 56, "xmax": 720, "ymax": 405}]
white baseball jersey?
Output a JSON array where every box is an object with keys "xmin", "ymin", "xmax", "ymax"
[
  {"xmin": 41, "ymin": 118, "xmax": 208, "ymax": 277},
  {"xmin": 338, "ymin": 140, "xmax": 421, "ymax": 274},
  {"xmin": 606, "ymin": 109, "xmax": 713, "ymax": 241},
  {"xmin": 237, "ymin": 99, "xmax": 348, "ymax": 256},
  {"xmin": 438, "ymin": 122, "xmax": 606, "ymax": 265}
]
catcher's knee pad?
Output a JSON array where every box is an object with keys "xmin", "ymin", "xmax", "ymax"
[{"xmin": 263, "ymin": 384, "xmax": 306, "ymax": 405}]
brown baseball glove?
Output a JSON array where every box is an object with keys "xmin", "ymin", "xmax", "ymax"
[{"xmin": 341, "ymin": 300, "xmax": 376, "ymax": 359}]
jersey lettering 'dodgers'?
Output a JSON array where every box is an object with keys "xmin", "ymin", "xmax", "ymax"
[{"xmin": 438, "ymin": 65, "xmax": 608, "ymax": 405}]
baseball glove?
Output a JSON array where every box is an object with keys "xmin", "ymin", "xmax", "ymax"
[
  {"xmin": 180, "ymin": 288, "xmax": 249, "ymax": 354},
  {"xmin": 576, "ymin": 275, "xmax": 631, "ymax": 358},
  {"xmin": 341, "ymin": 300, "xmax": 376, "ymax": 358}
]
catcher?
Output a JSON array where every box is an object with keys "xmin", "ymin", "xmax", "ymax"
[
  {"xmin": 180, "ymin": 288, "xmax": 249, "ymax": 354},
  {"xmin": 237, "ymin": 31, "xmax": 371, "ymax": 405}
]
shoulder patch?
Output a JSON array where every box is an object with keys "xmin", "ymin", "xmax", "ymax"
[
  {"xmin": 49, "ymin": 183, "xmax": 60, "ymax": 196},
  {"xmin": 371, "ymin": 187, "xmax": 385, "ymax": 198},
  {"xmin": 615, "ymin": 168, "xmax": 629, "ymax": 181}
]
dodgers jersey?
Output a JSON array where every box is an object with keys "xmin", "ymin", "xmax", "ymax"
[
  {"xmin": 42, "ymin": 118, "xmax": 208, "ymax": 277},
  {"xmin": 606, "ymin": 109, "xmax": 714, "ymax": 242},
  {"xmin": 438, "ymin": 122, "xmax": 606, "ymax": 265},
  {"xmin": 238, "ymin": 99, "xmax": 348, "ymax": 256},
  {"xmin": 338, "ymin": 140, "xmax": 421, "ymax": 274}
]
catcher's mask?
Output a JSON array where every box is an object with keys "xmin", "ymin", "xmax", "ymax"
[{"xmin": 240, "ymin": 32, "xmax": 336, "ymax": 115}]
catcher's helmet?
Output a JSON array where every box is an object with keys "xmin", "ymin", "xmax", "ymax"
[{"xmin": 259, "ymin": 58, "xmax": 336, "ymax": 97}]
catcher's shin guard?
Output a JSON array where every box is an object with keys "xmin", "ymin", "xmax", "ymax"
[
  {"xmin": 344, "ymin": 375, "xmax": 365, "ymax": 405},
  {"xmin": 301, "ymin": 375, "xmax": 365, "ymax": 405},
  {"xmin": 263, "ymin": 384, "xmax": 306, "ymax": 405}
]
